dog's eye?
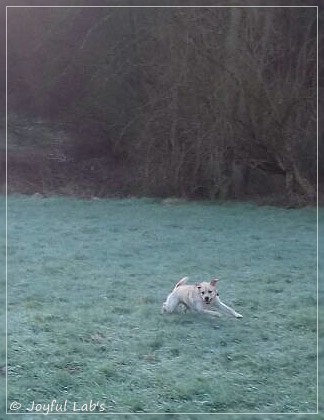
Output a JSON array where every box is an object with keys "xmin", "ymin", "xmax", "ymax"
[
  {"xmin": 201, "ymin": 291, "xmax": 205, "ymax": 294},
  {"xmin": 208, "ymin": 290, "xmax": 212, "ymax": 294}
]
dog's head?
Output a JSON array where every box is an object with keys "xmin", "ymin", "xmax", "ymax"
[{"xmin": 196, "ymin": 279, "xmax": 219, "ymax": 304}]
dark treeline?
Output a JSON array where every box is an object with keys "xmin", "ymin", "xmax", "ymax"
[{"xmin": 3, "ymin": 5, "xmax": 320, "ymax": 203}]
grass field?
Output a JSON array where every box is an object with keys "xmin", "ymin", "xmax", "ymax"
[{"xmin": 2, "ymin": 195, "xmax": 320, "ymax": 416}]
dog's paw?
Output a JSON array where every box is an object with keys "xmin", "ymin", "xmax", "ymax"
[{"xmin": 235, "ymin": 313, "xmax": 243, "ymax": 319}]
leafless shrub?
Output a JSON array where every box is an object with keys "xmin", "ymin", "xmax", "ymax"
[{"xmin": 4, "ymin": 7, "xmax": 318, "ymax": 203}]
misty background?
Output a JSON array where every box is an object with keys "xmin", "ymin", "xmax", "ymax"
[{"xmin": 1, "ymin": 3, "xmax": 321, "ymax": 206}]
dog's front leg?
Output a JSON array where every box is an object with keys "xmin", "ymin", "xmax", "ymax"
[
  {"xmin": 196, "ymin": 307, "xmax": 222, "ymax": 317},
  {"xmin": 202, "ymin": 309, "xmax": 222, "ymax": 317},
  {"xmin": 215, "ymin": 297, "xmax": 243, "ymax": 318}
]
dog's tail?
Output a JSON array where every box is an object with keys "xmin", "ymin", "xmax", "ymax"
[{"xmin": 174, "ymin": 276, "xmax": 188, "ymax": 289}]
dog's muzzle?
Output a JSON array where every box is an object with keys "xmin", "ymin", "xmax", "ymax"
[{"xmin": 204, "ymin": 297, "xmax": 211, "ymax": 304}]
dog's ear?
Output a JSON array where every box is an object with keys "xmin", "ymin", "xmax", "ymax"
[{"xmin": 210, "ymin": 278, "xmax": 219, "ymax": 287}]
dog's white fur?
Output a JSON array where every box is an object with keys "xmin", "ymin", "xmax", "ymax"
[{"xmin": 162, "ymin": 277, "xmax": 243, "ymax": 318}]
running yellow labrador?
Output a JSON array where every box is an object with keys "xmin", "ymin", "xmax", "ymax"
[{"xmin": 162, "ymin": 277, "xmax": 243, "ymax": 318}]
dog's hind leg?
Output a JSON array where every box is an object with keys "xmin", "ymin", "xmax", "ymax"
[{"xmin": 161, "ymin": 293, "xmax": 180, "ymax": 314}]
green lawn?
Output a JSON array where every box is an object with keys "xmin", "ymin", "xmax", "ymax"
[{"xmin": 3, "ymin": 195, "xmax": 320, "ymax": 416}]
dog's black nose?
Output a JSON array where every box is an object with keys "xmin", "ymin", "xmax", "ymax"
[{"xmin": 204, "ymin": 297, "xmax": 209, "ymax": 302}]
